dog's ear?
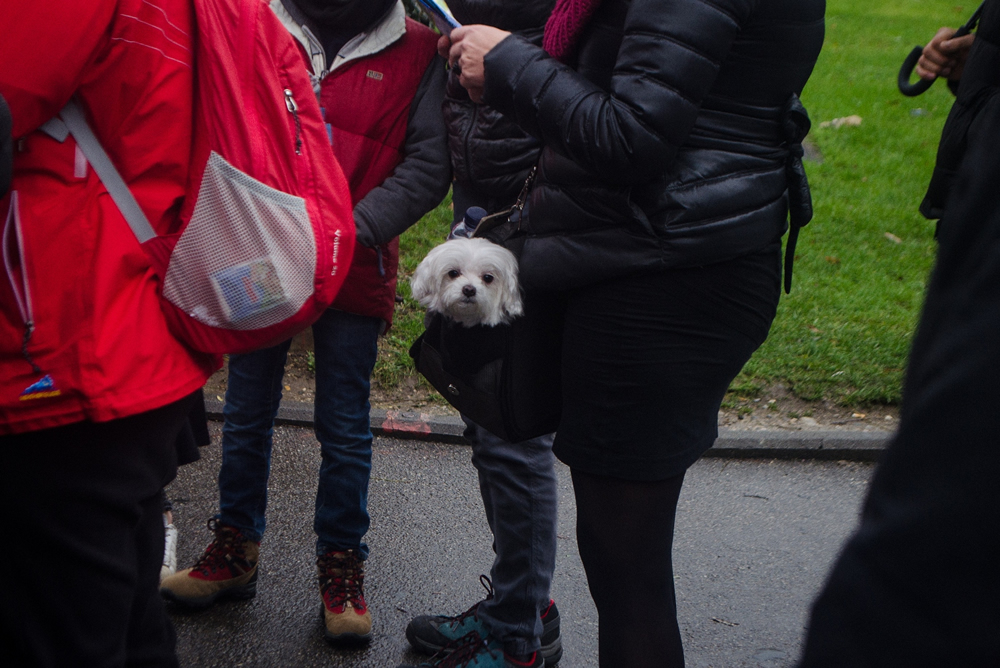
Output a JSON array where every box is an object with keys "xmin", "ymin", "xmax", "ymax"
[
  {"xmin": 498, "ymin": 250, "xmax": 524, "ymax": 320},
  {"xmin": 410, "ymin": 251, "xmax": 438, "ymax": 307}
]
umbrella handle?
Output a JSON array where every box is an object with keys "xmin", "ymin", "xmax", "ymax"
[
  {"xmin": 898, "ymin": 2, "xmax": 983, "ymax": 97},
  {"xmin": 898, "ymin": 46, "xmax": 934, "ymax": 96}
]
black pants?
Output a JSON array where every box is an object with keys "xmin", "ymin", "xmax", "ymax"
[{"xmin": 0, "ymin": 394, "xmax": 195, "ymax": 667}]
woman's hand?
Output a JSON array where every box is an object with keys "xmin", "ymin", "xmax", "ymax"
[{"xmin": 446, "ymin": 25, "xmax": 511, "ymax": 103}]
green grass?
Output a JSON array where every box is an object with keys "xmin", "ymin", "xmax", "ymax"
[
  {"xmin": 734, "ymin": 0, "xmax": 973, "ymax": 405},
  {"xmin": 372, "ymin": 191, "xmax": 453, "ymax": 391},
  {"xmin": 379, "ymin": 0, "xmax": 973, "ymax": 406}
]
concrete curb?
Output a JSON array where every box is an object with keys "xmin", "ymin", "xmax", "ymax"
[{"xmin": 204, "ymin": 398, "xmax": 893, "ymax": 461}]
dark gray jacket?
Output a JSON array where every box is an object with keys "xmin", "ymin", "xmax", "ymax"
[{"xmin": 483, "ymin": 0, "xmax": 825, "ymax": 291}]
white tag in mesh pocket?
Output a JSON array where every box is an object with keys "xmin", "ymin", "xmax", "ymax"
[{"xmin": 163, "ymin": 151, "xmax": 317, "ymax": 330}]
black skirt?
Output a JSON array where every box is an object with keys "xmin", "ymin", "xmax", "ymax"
[{"xmin": 552, "ymin": 243, "xmax": 782, "ymax": 480}]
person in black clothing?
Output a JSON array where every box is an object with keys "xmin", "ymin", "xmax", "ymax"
[
  {"xmin": 440, "ymin": 0, "xmax": 826, "ymax": 665},
  {"xmin": 400, "ymin": 3, "xmax": 563, "ymax": 668},
  {"xmin": 797, "ymin": 3, "xmax": 1000, "ymax": 665}
]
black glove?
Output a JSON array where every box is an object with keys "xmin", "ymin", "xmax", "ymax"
[{"xmin": 0, "ymin": 94, "xmax": 12, "ymax": 198}]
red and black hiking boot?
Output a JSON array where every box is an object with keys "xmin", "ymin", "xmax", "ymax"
[
  {"xmin": 159, "ymin": 518, "xmax": 259, "ymax": 609},
  {"xmin": 319, "ymin": 549, "xmax": 372, "ymax": 644}
]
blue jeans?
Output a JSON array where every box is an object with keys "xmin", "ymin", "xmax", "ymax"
[
  {"xmin": 218, "ymin": 309, "xmax": 381, "ymax": 559},
  {"xmin": 464, "ymin": 418, "xmax": 558, "ymax": 657}
]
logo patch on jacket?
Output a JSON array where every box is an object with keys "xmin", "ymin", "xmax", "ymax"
[
  {"xmin": 366, "ymin": 70, "xmax": 384, "ymax": 81},
  {"xmin": 20, "ymin": 375, "xmax": 62, "ymax": 401}
]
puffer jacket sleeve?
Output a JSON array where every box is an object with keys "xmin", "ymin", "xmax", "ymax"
[
  {"xmin": 0, "ymin": 0, "xmax": 116, "ymax": 136},
  {"xmin": 482, "ymin": 0, "xmax": 757, "ymax": 184}
]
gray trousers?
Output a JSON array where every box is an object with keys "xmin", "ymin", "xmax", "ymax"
[{"xmin": 464, "ymin": 418, "xmax": 558, "ymax": 657}]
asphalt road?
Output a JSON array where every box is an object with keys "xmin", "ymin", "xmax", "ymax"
[{"xmin": 165, "ymin": 423, "xmax": 874, "ymax": 668}]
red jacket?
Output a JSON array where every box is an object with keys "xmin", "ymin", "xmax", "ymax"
[
  {"xmin": 275, "ymin": 1, "xmax": 448, "ymax": 327},
  {"xmin": 0, "ymin": 0, "xmax": 219, "ymax": 435},
  {"xmin": 326, "ymin": 20, "xmax": 439, "ymax": 325}
]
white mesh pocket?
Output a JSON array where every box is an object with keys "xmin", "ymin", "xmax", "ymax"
[{"xmin": 163, "ymin": 151, "xmax": 316, "ymax": 330}]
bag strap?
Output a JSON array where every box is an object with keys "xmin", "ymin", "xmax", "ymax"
[
  {"xmin": 53, "ymin": 99, "xmax": 158, "ymax": 243},
  {"xmin": 473, "ymin": 165, "xmax": 537, "ymax": 240}
]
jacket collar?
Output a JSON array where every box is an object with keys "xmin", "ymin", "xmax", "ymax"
[{"xmin": 271, "ymin": 0, "xmax": 406, "ymax": 81}]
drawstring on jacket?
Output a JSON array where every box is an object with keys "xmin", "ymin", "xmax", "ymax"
[{"xmin": 782, "ymin": 93, "xmax": 814, "ymax": 294}]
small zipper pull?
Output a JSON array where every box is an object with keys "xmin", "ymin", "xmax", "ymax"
[{"xmin": 284, "ymin": 89, "xmax": 303, "ymax": 155}]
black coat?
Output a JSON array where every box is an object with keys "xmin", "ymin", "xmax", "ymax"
[
  {"xmin": 483, "ymin": 0, "xmax": 826, "ymax": 291},
  {"xmin": 442, "ymin": 0, "xmax": 555, "ymax": 211},
  {"xmin": 800, "ymin": 1, "xmax": 1000, "ymax": 664}
]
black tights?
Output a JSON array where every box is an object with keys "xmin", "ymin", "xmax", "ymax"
[{"xmin": 572, "ymin": 468, "xmax": 687, "ymax": 668}]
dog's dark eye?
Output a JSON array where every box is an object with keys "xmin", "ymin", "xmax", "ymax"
[
  {"xmin": 448, "ymin": 269, "xmax": 461, "ymax": 279},
  {"xmin": 482, "ymin": 274, "xmax": 494, "ymax": 284}
]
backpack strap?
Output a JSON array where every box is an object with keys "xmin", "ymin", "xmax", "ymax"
[{"xmin": 54, "ymin": 99, "xmax": 158, "ymax": 244}]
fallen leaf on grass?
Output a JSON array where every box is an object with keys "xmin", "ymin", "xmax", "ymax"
[{"xmin": 885, "ymin": 232, "xmax": 902, "ymax": 243}]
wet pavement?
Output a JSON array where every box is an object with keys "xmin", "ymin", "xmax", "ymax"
[{"xmin": 165, "ymin": 423, "xmax": 874, "ymax": 667}]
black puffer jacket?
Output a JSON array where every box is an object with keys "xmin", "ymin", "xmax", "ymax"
[
  {"xmin": 483, "ymin": 0, "xmax": 825, "ymax": 290},
  {"xmin": 442, "ymin": 0, "xmax": 555, "ymax": 212}
]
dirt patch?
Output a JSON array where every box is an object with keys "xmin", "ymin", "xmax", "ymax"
[
  {"xmin": 203, "ymin": 350, "xmax": 898, "ymax": 434},
  {"xmin": 717, "ymin": 383, "xmax": 898, "ymax": 433}
]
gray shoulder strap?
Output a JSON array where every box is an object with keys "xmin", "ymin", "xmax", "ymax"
[
  {"xmin": 58, "ymin": 100, "xmax": 157, "ymax": 243},
  {"xmin": 39, "ymin": 117, "xmax": 69, "ymax": 142}
]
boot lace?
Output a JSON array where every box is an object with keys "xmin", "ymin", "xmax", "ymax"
[
  {"xmin": 318, "ymin": 550, "xmax": 366, "ymax": 612},
  {"xmin": 192, "ymin": 518, "xmax": 252, "ymax": 577},
  {"xmin": 430, "ymin": 631, "xmax": 495, "ymax": 668},
  {"xmin": 449, "ymin": 574, "xmax": 495, "ymax": 624}
]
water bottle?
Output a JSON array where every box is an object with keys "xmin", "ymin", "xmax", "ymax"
[{"xmin": 449, "ymin": 206, "xmax": 488, "ymax": 240}]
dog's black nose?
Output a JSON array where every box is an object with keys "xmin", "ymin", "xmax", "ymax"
[{"xmin": 462, "ymin": 285, "xmax": 477, "ymax": 298}]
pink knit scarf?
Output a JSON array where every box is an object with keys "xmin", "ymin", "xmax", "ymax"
[{"xmin": 542, "ymin": 0, "xmax": 604, "ymax": 62}]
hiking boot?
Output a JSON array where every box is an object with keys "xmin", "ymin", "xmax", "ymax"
[
  {"xmin": 319, "ymin": 549, "xmax": 371, "ymax": 644},
  {"xmin": 159, "ymin": 519, "xmax": 258, "ymax": 609},
  {"xmin": 406, "ymin": 576, "xmax": 562, "ymax": 666},
  {"xmin": 398, "ymin": 631, "xmax": 544, "ymax": 668}
]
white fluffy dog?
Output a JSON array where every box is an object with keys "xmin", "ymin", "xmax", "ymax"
[{"xmin": 410, "ymin": 237, "xmax": 523, "ymax": 327}]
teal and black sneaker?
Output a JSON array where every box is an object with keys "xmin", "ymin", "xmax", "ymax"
[
  {"xmin": 399, "ymin": 631, "xmax": 544, "ymax": 668},
  {"xmin": 405, "ymin": 576, "xmax": 562, "ymax": 666}
]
